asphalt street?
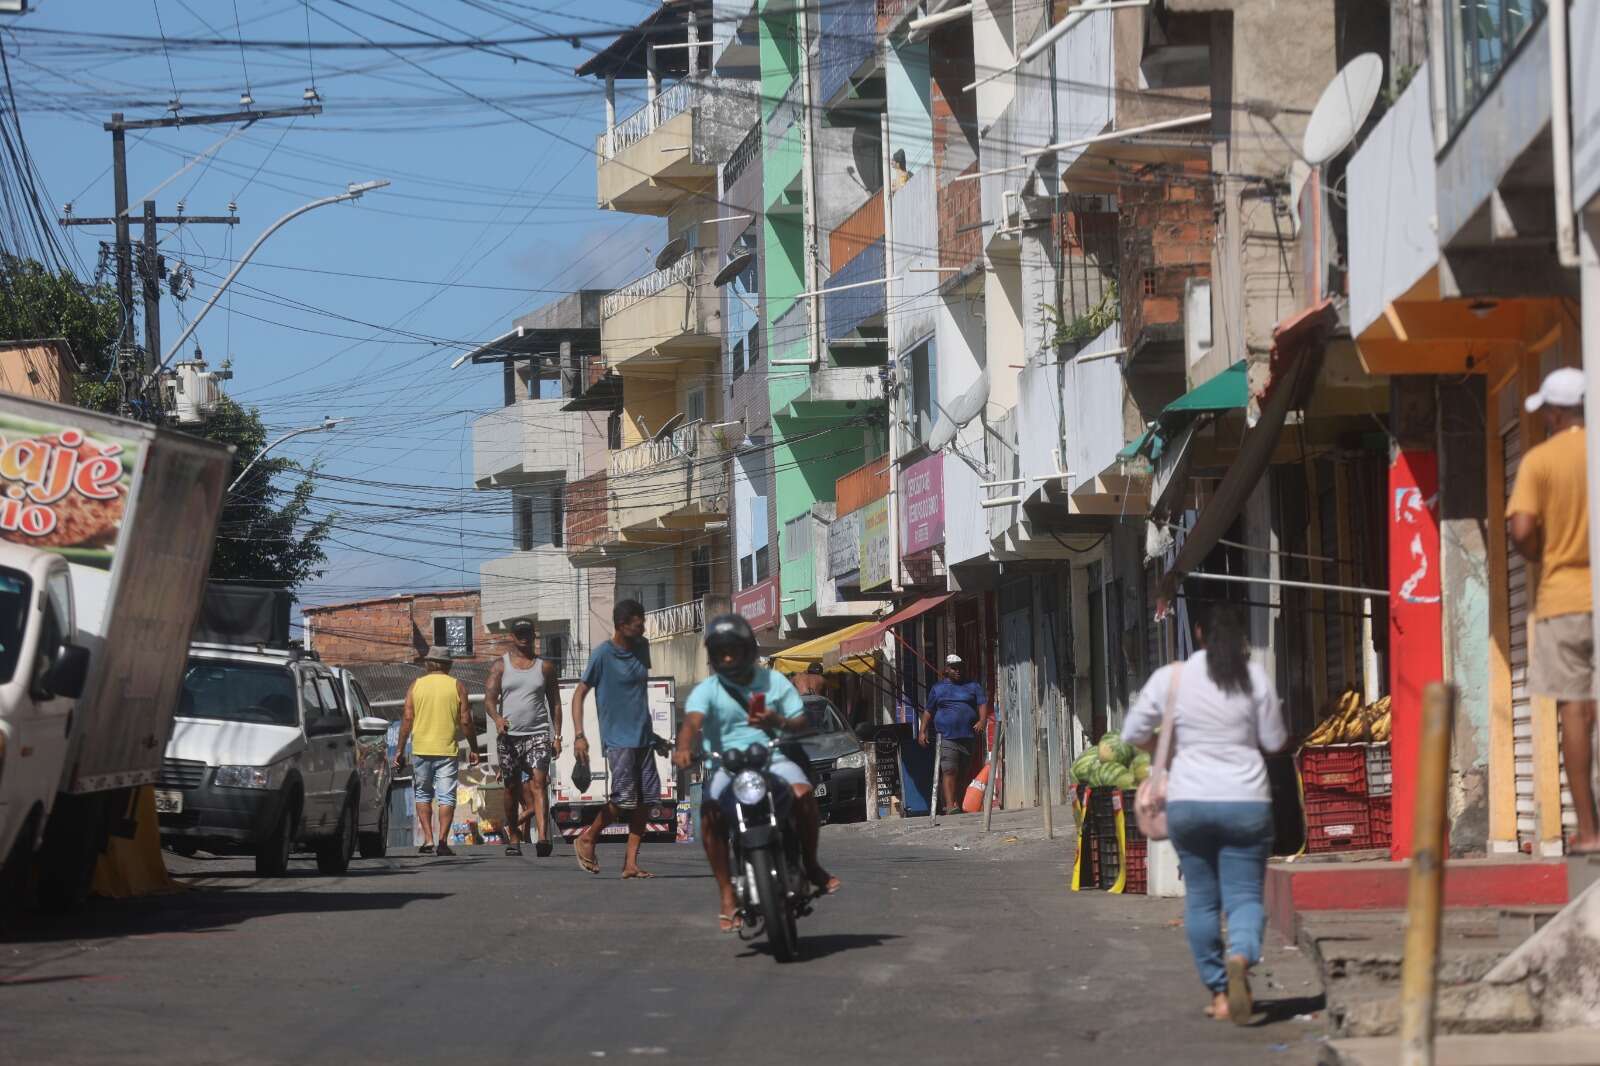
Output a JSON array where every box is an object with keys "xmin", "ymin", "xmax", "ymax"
[{"xmin": 2, "ymin": 824, "xmax": 1328, "ymax": 1065}]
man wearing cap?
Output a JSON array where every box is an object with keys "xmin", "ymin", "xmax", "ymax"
[
  {"xmin": 396, "ymin": 647, "xmax": 479, "ymax": 857},
  {"xmin": 485, "ymin": 619, "xmax": 561, "ymax": 857},
  {"xmin": 793, "ymin": 661, "xmax": 827, "ymax": 696},
  {"xmin": 918, "ymin": 654, "xmax": 993, "ymax": 815},
  {"xmin": 1509, "ymin": 366, "xmax": 1600, "ymax": 854}
]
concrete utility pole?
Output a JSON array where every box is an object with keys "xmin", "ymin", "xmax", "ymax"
[{"xmin": 58, "ymin": 103, "xmax": 321, "ymax": 418}]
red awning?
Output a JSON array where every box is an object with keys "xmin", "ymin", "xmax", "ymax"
[{"xmin": 835, "ymin": 593, "xmax": 954, "ymax": 659}]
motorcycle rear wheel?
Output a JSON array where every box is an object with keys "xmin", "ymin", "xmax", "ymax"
[{"xmin": 746, "ymin": 845, "xmax": 799, "ymax": 962}]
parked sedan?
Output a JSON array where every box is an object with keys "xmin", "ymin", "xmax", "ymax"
[
  {"xmin": 332, "ymin": 667, "xmax": 395, "ymax": 859},
  {"xmin": 787, "ymin": 695, "xmax": 868, "ymax": 824}
]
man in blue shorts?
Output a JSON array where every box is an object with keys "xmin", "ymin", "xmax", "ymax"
[
  {"xmin": 673, "ymin": 614, "xmax": 839, "ymax": 932},
  {"xmin": 571, "ymin": 599, "xmax": 657, "ymax": 878}
]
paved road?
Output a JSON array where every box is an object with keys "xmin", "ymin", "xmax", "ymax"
[{"xmin": 2, "ymin": 826, "xmax": 1327, "ymax": 1065}]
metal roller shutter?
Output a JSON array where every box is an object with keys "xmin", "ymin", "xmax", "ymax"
[
  {"xmin": 1503, "ymin": 424, "xmax": 1538, "ymax": 851},
  {"xmin": 1318, "ymin": 469, "xmax": 1348, "ymax": 698}
]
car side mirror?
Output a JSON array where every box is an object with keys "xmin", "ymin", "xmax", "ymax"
[
  {"xmin": 357, "ymin": 715, "xmax": 389, "ymax": 735},
  {"xmin": 43, "ymin": 643, "xmax": 90, "ymax": 700}
]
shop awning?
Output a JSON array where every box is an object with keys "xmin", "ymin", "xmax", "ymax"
[
  {"xmin": 768, "ymin": 620, "xmax": 881, "ymax": 675},
  {"xmin": 1158, "ymin": 299, "xmax": 1338, "ymax": 604},
  {"xmin": 1119, "ymin": 360, "xmax": 1249, "ymax": 462},
  {"xmin": 832, "ymin": 593, "xmax": 954, "ymax": 662}
]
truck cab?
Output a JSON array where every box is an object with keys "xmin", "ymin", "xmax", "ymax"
[
  {"xmin": 158, "ymin": 644, "xmax": 383, "ymax": 876},
  {"xmin": 0, "ymin": 543, "xmax": 91, "ymax": 884}
]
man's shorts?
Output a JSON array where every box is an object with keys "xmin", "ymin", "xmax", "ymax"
[
  {"xmin": 497, "ymin": 732, "xmax": 552, "ymax": 783},
  {"xmin": 412, "ymin": 754, "xmax": 458, "ymax": 807},
  {"xmin": 939, "ymin": 737, "xmax": 974, "ymax": 772},
  {"xmin": 604, "ymin": 745, "xmax": 661, "ymax": 808},
  {"xmin": 1532, "ymin": 612, "xmax": 1595, "ymax": 701},
  {"xmin": 705, "ymin": 750, "xmax": 810, "ymax": 802}
]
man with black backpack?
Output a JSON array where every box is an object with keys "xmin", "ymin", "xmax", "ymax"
[{"xmin": 673, "ymin": 614, "xmax": 840, "ymax": 932}]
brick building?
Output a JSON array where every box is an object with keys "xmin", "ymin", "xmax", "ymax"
[{"xmin": 302, "ymin": 590, "xmax": 512, "ymax": 668}]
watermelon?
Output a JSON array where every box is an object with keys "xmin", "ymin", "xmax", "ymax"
[
  {"xmin": 1108, "ymin": 768, "xmax": 1137, "ymax": 790},
  {"xmin": 1071, "ymin": 750, "xmax": 1100, "ymax": 784},
  {"xmin": 1097, "ymin": 732, "xmax": 1135, "ymax": 765},
  {"xmin": 1130, "ymin": 752, "xmax": 1152, "ymax": 783}
]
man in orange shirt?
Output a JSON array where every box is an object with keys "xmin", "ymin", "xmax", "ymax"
[{"xmin": 1508, "ymin": 367, "xmax": 1600, "ymax": 854}]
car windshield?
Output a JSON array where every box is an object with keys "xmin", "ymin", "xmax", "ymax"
[
  {"xmin": 800, "ymin": 695, "xmax": 848, "ymax": 735},
  {"xmin": 179, "ymin": 659, "xmax": 298, "ymax": 727},
  {"xmin": 0, "ymin": 567, "xmax": 29, "ymax": 684}
]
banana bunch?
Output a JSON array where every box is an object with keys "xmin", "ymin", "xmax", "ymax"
[
  {"xmin": 1306, "ymin": 688, "xmax": 1373, "ymax": 745},
  {"xmin": 1367, "ymin": 695, "xmax": 1392, "ymax": 742}
]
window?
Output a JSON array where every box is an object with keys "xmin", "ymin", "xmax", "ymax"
[
  {"xmin": 733, "ymin": 453, "xmax": 769, "ymax": 590},
  {"xmin": 607, "ymin": 409, "xmax": 623, "ymax": 450},
  {"xmin": 755, "ymin": 544, "xmax": 770, "ymax": 582},
  {"xmin": 180, "ymin": 660, "xmax": 297, "ymax": 726},
  {"xmin": 686, "ymin": 385, "xmax": 707, "ymax": 425},
  {"xmin": 904, "ymin": 336, "xmax": 938, "ymax": 449},
  {"xmin": 550, "ymin": 490, "xmax": 564, "ymax": 549},
  {"xmin": 726, "ymin": 245, "xmax": 760, "ymax": 379},
  {"xmin": 434, "ymin": 615, "xmax": 473, "ymax": 657},
  {"xmin": 542, "ymin": 632, "xmax": 566, "ymax": 671},
  {"xmin": 0, "ymin": 568, "xmax": 31, "ymax": 684},
  {"xmin": 1443, "ymin": 0, "xmax": 1545, "ymax": 130},
  {"xmin": 517, "ymin": 495, "xmax": 534, "ymax": 551},
  {"xmin": 784, "ymin": 513, "xmax": 813, "ymax": 562},
  {"xmin": 691, "ymin": 546, "xmax": 712, "ymax": 601}
]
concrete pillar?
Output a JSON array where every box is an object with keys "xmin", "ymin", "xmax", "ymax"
[
  {"xmin": 688, "ymin": 14, "xmax": 700, "ymax": 78},
  {"xmin": 646, "ymin": 47, "xmax": 659, "ymax": 130},
  {"xmin": 1585, "ymin": 211, "xmax": 1600, "ymax": 665},
  {"xmin": 605, "ymin": 75, "xmax": 616, "ymax": 155}
]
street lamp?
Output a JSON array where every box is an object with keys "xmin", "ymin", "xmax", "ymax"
[
  {"xmin": 153, "ymin": 180, "xmax": 392, "ymax": 379},
  {"xmin": 228, "ymin": 416, "xmax": 347, "ymax": 494}
]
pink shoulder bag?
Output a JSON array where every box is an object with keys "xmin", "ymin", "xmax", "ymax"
[{"xmin": 1134, "ymin": 662, "xmax": 1183, "ymax": 841}]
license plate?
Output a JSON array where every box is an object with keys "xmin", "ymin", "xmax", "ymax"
[
  {"xmin": 155, "ymin": 790, "xmax": 183, "ymax": 814},
  {"xmin": 814, "ymin": 783, "xmax": 828, "ymax": 798}
]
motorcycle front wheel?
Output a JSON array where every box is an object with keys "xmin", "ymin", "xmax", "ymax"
[{"xmin": 746, "ymin": 844, "xmax": 799, "ymax": 963}]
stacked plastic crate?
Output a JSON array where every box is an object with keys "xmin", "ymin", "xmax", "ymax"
[
  {"xmin": 1299, "ymin": 745, "xmax": 1374, "ymax": 852},
  {"xmin": 1365, "ymin": 743, "xmax": 1393, "ymax": 847},
  {"xmin": 1089, "ymin": 789, "xmax": 1147, "ymax": 893}
]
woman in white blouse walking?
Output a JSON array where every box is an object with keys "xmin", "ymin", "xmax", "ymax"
[{"xmin": 1122, "ymin": 603, "xmax": 1288, "ymax": 1024}]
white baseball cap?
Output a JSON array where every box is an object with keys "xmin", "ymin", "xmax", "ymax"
[
  {"xmin": 1525, "ymin": 367, "xmax": 1586, "ymax": 412},
  {"xmin": 945, "ymin": 653, "xmax": 963, "ymax": 665}
]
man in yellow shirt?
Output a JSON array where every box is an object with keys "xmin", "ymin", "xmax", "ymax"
[
  {"xmin": 1508, "ymin": 366, "xmax": 1600, "ymax": 854},
  {"xmin": 395, "ymin": 646, "xmax": 479, "ymax": 856}
]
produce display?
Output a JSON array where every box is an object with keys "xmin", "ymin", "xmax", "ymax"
[
  {"xmin": 1305, "ymin": 689, "xmax": 1392, "ymax": 746},
  {"xmin": 1073, "ymin": 732, "xmax": 1141, "ymax": 789}
]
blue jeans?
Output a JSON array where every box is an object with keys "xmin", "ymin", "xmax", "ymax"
[
  {"xmin": 1167, "ymin": 800, "xmax": 1274, "ymax": 993},
  {"xmin": 412, "ymin": 755, "xmax": 459, "ymax": 808}
]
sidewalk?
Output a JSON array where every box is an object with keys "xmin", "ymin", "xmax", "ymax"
[{"xmin": 826, "ymin": 806, "xmax": 1069, "ymax": 860}]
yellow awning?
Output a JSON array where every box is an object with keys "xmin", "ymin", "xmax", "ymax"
[{"xmin": 769, "ymin": 620, "xmax": 881, "ymax": 675}]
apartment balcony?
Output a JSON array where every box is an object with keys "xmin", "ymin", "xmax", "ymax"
[
  {"xmin": 824, "ymin": 239, "xmax": 886, "ymax": 343},
  {"xmin": 608, "ymin": 419, "xmax": 730, "ymax": 532},
  {"xmin": 644, "ymin": 596, "xmax": 705, "ymax": 640},
  {"xmin": 817, "ymin": 0, "xmax": 881, "ymax": 110},
  {"xmin": 471, "ymin": 399, "xmax": 582, "ymax": 487},
  {"xmin": 600, "ymin": 248, "xmax": 722, "ymax": 374},
  {"xmin": 480, "ymin": 549, "xmax": 580, "ymax": 631},
  {"xmin": 595, "ymin": 76, "xmax": 757, "ymax": 215}
]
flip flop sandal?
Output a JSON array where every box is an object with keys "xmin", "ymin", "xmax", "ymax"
[
  {"xmin": 718, "ymin": 914, "xmax": 738, "ymax": 933},
  {"xmin": 621, "ymin": 869, "xmax": 655, "ymax": 879},
  {"xmin": 575, "ymin": 844, "xmax": 600, "ymax": 874},
  {"xmin": 505, "ymin": 844, "xmax": 523, "ymax": 856},
  {"xmin": 417, "ymin": 844, "xmax": 434, "ymax": 856}
]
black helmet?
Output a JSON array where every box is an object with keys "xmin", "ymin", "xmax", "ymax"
[{"xmin": 704, "ymin": 613, "xmax": 758, "ymax": 682}]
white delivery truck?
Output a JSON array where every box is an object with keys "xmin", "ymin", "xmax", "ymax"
[
  {"xmin": 550, "ymin": 677, "xmax": 678, "ymax": 842},
  {"xmin": 0, "ymin": 397, "xmax": 229, "ymax": 909}
]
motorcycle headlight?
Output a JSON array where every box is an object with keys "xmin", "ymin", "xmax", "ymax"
[
  {"xmin": 732, "ymin": 769, "xmax": 768, "ymax": 806},
  {"xmin": 214, "ymin": 763, "xmax": 284, "ymax": 790},
  {"xmin": 835, "ymin": 750, "xmax": 867, "ymax": 771}
]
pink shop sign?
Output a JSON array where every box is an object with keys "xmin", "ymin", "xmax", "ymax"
[{"xmin": 899, "ymin": 453, "xmax": 944, "ymax": 555}]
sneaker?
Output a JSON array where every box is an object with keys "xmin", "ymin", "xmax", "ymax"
[
  {"xmin": 417, "ymin": 844, "xmax": 434, "ymax": 856},
  {"xmin": 535, "ymin": 840, "xmax": 553, "ymax": 858},
  {"xmin": 435, "ymin": 843, "xmax": 456, "ymax": 857}
]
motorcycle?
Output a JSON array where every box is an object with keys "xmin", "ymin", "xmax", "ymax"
[{"xmin": 716, "ymin": 741, "xmax": 814, "ymax": 962}]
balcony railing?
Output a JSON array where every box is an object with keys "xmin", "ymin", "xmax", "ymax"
[
  {"xmin": 836, "ymin": 453, "xmax": 889, "ymax": 516},
  {"xmin": 824, "ymin": 238, "xmax": 886, "ymax": 341},
  {"xmin": 1443, "ymin": 0, "xmax": 1545, "ymax": 131},
  {"xmin": 768, "ymin": 298, "xmax": 810, "ymax": 356},
  {"xmin": 602, "ymin": 253, "xmax": 698, "ymax": 320},
  {"xmin": 645, "ymin": 597, "xmax": 705, "ymax": 639},
  {"xmin": 602, "ymin": 79, "xmax": 697, "ymax": 160},
  {"xmin": 724, "ymin": 125, "xmax": 761, "ymax": 190},
  {"xmin": 609, "ymin": 417, "xmax": 714, "ymax": 477}
]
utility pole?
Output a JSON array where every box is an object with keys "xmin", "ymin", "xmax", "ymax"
[{"xmin": 59, "ymin": 103, "xmax": 321, "ymax": 419}]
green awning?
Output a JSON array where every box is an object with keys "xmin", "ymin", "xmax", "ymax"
[
  {"xmin": 1118, "ymin": 425, "xmax": 1158, "ymax": 461},
  {"xmin": 1117, "ymin": 362, "xmax": 1247, "ymax": 462}
]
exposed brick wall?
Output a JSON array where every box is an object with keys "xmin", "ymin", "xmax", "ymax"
[
  {"xmin": 305, "ymin": 590, "xmax": 511, "ymax": 667},
  {"xmin": 565, "ymin": 469, "xmax": 609, "ymax": 551},
  {"xmin": 938, "ymin": 163, "xmax": 982, "ymax": 272},
  {"xmin": 1118, "ymin": 159, "xmax": 1214, "ymax": 354}
]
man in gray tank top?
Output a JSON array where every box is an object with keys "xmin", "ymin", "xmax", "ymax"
[{"xmin": 486, "ymin": 618, "xmax": 562, "ymax": 856}]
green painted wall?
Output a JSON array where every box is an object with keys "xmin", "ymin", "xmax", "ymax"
[
  {"xmin": 886, "ymin": 38, "xmax": 933, "ymax": 174},
  {"xmin": 772, "ymin": 416, "xmax": 870, "ymax": 615},
  {"xmin": 758, "ymin": 0, "xmax": 799, "ymax": 120}
]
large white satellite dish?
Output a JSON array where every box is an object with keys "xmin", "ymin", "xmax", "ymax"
[
  {"xmin": 1302, "ymin": 53, "xmax": 1383, "ymax": 166},
  {"xmin": 927, "ymin": 371, "xmax": 990, "ymax": 451}
]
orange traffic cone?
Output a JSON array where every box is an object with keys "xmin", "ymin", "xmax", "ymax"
[{"xmin": 961, "ymin": 761, "xmax": 992, "ymax": 814}]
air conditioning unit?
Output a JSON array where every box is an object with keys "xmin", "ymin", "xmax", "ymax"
[{"xmin": 163, "ymin": 357, "xmax": 233, "ymax": 425}]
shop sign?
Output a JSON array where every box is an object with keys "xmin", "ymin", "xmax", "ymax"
[
  {"xmin": 732, "ymin": 576, "xmax": 779, "ymax": 631},
  {"xmin": 1388, "ymin": 449, "xmax": 1443, "ymax": 861},
  {"xmin": 899, "ymin": 452, "xmax": 944, "ymax": 555},
  {"xmin": 859, "ymin": 497, "xmax": 892, "ymax": 591},
  {"xmin": 828, "ymin": 508, "xmax": 862, "ymax": 582}
]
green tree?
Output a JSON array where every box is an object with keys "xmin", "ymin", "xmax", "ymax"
[
  {"xmin": 0, "ymin": 254, "xmax": 123, "ymax": 412},
  {"xmin": 195, "ymin": 397, "xmax": 334, "ymax": 590}
]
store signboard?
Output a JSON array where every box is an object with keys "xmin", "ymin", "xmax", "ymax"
[
  {"xmin": 899, "ymin": 452, "xmax": 944, "ymax": 555},
  {"xmin": 733, "ymin": 576, "xmax": 779, "ymax": 631},
  {"xmin": 1388, "ymin": 449, "xmax": 1443, "ymax": 861},
  {"xmin": 858, "ymin": 497, "xmax": 892, "ymax": 591},
  {"xmin": 828, "ymin": 506, "xmax": 862, "ymax": 582}
]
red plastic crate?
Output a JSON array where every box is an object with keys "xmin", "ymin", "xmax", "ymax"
[
  {"xmin": 1123, "ymin": 839, "xmax": 1148, "ymax": 895},
  {"xmin": 1305, "ymin": 793, "xmax": 1374, "ymax": 852},
  {"xmin": 1300, "ymin": 746, "xmax": 1369, "ymax": 794},
  {"xmin": 1370, "ymin": 794, "xmax": 1393, "ymax": 847}
]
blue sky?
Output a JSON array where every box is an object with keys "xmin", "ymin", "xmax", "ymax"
[{"xmin": 9, "ymin": 0, "xmax": 664, "ymax": 608}]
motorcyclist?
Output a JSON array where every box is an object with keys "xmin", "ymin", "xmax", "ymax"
[{"xmin": 673, "ymin": 613, "xmax": 840, "ymax": 932}]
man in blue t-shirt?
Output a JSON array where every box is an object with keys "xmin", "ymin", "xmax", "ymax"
[
  {"xmin": 674, "ymin": 614, "xmax": 840, "ymax": 932},
  {"xmin": 918, "ymin": 653, "xmax": 992, "ymax": 815},
  {"xmin": 571, "ymin": 598, "xmax": 656, "ymax": 878}
]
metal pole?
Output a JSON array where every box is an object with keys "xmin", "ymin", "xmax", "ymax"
[
  {"xmin": 929, "ymin": 731, "xmax": 943, "ymax": 825},
  {"xmin": 110, "ymin": 115, "xmax": 134, "ymax": 349},
  {"xmin": 1037, "ymin": 726, "xmax": 1054, "ymax": 840},
  {"xmin": 983, "ymin": 718, "xmax": 1003, "ymax": 832},
  {"xmin": 226, "ymin": 419, "xmax": 344, "ymax": 493},
  {"xmin": 1398, "ymin": 682, "xmax": 1456, "ymax": 1066},
  {"xmin": 881, "ymin": 110, "xmax": 903, "ymax": 592},
  {"xmin": 141, "ymin": 201, "xmax": 161, "ymax": 372}
]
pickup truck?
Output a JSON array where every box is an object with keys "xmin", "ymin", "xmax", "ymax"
[{"xmin": 0, "ymin": 398, "xmax": 229, "ymax": 909}]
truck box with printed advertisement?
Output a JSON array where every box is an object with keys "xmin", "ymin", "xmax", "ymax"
[
  {"xmin": 549, "ymin": 677, "xmax": 677, "ymax": 842},
  {"xmin": 0, "ymin": 397, "xmax": 230, "ymax": 907}
]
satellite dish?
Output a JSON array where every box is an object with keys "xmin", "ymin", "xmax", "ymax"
[
  {"xmin": 713, "ymin": 250, "xmax": 756, "ymax": 288},
  {"xmin": 654, "ymin": 236, "xmax": 689, "ymax": 271},
  {"xmin": 927, "ymin": 371, "xmax": 990, "ymax": 451},
  {"xmin": 1302, "ymin": 53, "xmax": 1383, "ymax": 166},
  {"xmin": 651, "ymin": 411, "xmax": 686, "ymax": 441}
]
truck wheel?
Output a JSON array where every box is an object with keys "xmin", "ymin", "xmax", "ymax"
[
  {"xmin": 37, "ymin": 792, "xmax": 109, "ymax": 912},
  {"xmin": 358, "ymin": 799, "xmax": 389, "ymax": 859},
  {"xmin": 255, "ymin": 792, "xmax": 297, "ymax": 877},
  {"xmin": 315, "ymin": 796, "xmax": 356, "ymax": 876}
]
